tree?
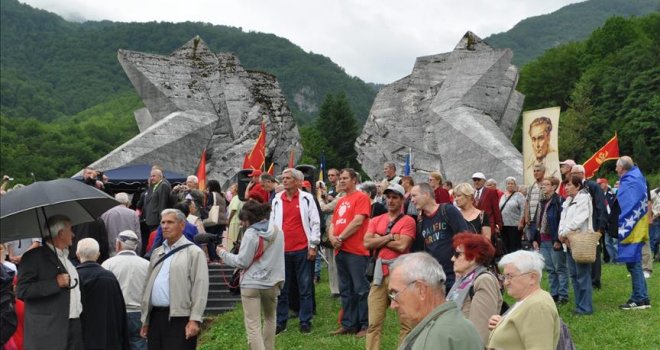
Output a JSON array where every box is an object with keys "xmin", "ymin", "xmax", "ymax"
[{"xmin": 314, "ymin": 92, "xmax": 360, "ymax": 169}]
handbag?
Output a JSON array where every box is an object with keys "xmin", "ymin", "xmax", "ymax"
[
  {"xmin": 365, "ymin": 214, "xmax": 404, "ymax": 282},
  {"xmin": 204, "ymin": 192, "xmax": 228, "ymax": 227},
  {"xmin": 566, "ymin": 196, "xmax": 601, "ymax": 263}
]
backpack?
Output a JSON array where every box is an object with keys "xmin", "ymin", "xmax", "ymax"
[{"xmin": 468, "ymin": 269, "xmax": 509, "ymax": 315}]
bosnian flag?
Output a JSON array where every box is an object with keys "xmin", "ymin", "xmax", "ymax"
[{"xmin": 616, "ymin": 166, "xmax": 648, "ymax": 263}]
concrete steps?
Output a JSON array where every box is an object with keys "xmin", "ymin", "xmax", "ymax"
[{"xmin": 205, "ymin": 264, "xmax": 241, "ymax": 316}]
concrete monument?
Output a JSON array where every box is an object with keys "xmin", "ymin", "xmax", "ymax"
[
  {"xmin": 79, "ymin": 36, "xmax": 301, "ymax": 187},
  {"xmin": 355, "ymin": 32, "xmax": 524, "ymax": 185}
]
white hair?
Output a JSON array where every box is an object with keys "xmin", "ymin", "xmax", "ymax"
[
  {"xmin": 115, "ymin": 192, "xmax": 130, "ymax": 205},
  {"xmin": 390, "ymin": 252, "xmax": 446, "ymax": 292},
  {"xmin": 76, "ymin": 238, "xmax": 100, "ymax": 262},
  {"xmin": 161, "ymin": 208, "xmax": 186, "ymax": 222},
  {"xmin": 486, "ymin": 178, "xmax": 497, "ymax": 186},
  {"xmin": 498, "ymin": 250, "xmax": 545, "ymax": 280},
  {"xmin": 616, "ymin": 156, "xmax": 634, "ymax": 170},
  {"xmin": 187, "ymin": 175, "xmax": 199, "ymax": 183},
  {"xmin": 571, "ymin": 164, "xmax": 586, "ymax": 174},
  {"xmin": 282, "ymin": 168, "xmax": 304, "ymax": 181},
  {"xmin": 505, "ymin": 177, "xmax": 517, "ymax": 185},
  {"xmin": 46, "ymin": 215, "xmax": 71, "ymax": 237}
]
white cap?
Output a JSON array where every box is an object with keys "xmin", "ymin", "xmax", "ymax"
[
  {"xmin": 471, "ymin": 172, "xmax": 486, "ymax": 180},
  {"xmin": 383, "ymin": 183, "xmax": 405, "ymax": 197},
  {"xmin": 117, "ymin": 230, "xmax": 139, "ymax": 250}
]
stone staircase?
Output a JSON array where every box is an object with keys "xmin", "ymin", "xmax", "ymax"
[{"xmin": 205, "ymin": 264, "xmax": 242, "ymax": 315}]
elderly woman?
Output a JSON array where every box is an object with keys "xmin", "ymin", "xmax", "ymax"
[
  {"xmin": 532, "ymin": 177, "xmax": 568, "ymax": 304},
  {"xmin": 429, "ymin": 172, "xmax": 451, "ymax": 204},
  {"xmin": 447, "ymin": 233, "xmax": 502, "ymax": 345},
  {"xmin": 499, "ymin": 177, "xmax": 525, "ymax": 253},
  {"xmin": 360, "ymin": 181, "xmax": 387, "ymax": 217},
  {"xmin": 558, "ymin": 175, "xmax": 594, "ymax": 315},
  {"xmin": 487, "ymin": 250, "xmax": 559, "ymax": 350},
  {"xmin": 217, "ymin": 200, "xmax": 285, "ymax": 350},
  {"xmin": 454, "ymin": 183, "xmax": 491, "ymax": 240}
]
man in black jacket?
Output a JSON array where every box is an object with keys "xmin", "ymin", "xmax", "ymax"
[{"xmin": 76, "ymin": 238, "xmax": 129, "ymax": 350}]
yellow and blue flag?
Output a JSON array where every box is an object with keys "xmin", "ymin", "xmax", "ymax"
[{"xmin": 617, "ymin": 166, "xmax": 648, "ymax": 263}]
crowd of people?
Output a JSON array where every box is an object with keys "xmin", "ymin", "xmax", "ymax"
[{"xmin": 1, "ymin": 154, "xmax": 658, "ymax": 350}]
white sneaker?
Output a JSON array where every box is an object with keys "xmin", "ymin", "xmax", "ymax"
[{"xmin": 643, "ymin": 271, "xmax": 651, "ymax": 279}]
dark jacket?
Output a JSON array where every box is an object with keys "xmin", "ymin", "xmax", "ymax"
[
  {"xmin": 77, "ymin": 262, "xmax": 129, "ymax": 350},
  {"xmin": 144, "ymin": 180, "xmax": 172, "ymax": 227},
  {"xmin": 584, "ymin": 180, "xmax": 607, "ymax": 232},
  {"xmin": 532, "ymin": 193, "xmax": 563, "ymax": 243},
  {"xmin": 16, "ymin": 246, "xmax": 72, "ymax": 350},
  {"xmin": 604, "ymin": 191, "xmax": 621, "ymax": 239}
]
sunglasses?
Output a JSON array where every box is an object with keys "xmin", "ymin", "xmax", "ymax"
[{"xmin": 453, "ymin": 251, "xmax": 464, "ymax": 259}]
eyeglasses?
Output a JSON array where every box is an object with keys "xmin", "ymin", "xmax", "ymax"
[
  {"xmin": 453, "ymin": 251, "xmax": 464, "ymax": 259},
  {"xmin": 502, "ymin": 272, "xmax": 533, "ymax": 282},
  {"xmin": 388, "ymin": 281, "xmax": 417, "ymax": 302}
]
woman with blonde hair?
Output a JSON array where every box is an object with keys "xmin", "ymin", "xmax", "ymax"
[
  {"xmin": 454, "ymin": 183, "xmax": 491, "ymax": 240},
  {"xmin": 499, "ymin": 177, "xmax": 525, "ymax": 253}
]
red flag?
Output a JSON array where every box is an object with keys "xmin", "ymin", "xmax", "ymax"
[
  {"xmin": 583, "ymin": 133, "xmax": 619, "ymax": 179},
  {"xmin": 242, "ymin": 121, "xmax": 266, "ymax": 170},
  {"xmin": 196, "ymin": 148, "xmax": 207, "ymax": 191},
  {"xmin": 288, "ymin": 149, "xmax": 295, "ymax": 168},
  {"xmin": 267, "ymin": 163, "xmax": 275, "ymax": 175}
]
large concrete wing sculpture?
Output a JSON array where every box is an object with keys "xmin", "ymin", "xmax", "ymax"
[
  {"xmin": 80, "ymin": 36, "xmax": 301, "ymax": 187},
  {"xmin": 356, "ymin": 32, "xmax": 524, "ymax": 185}
]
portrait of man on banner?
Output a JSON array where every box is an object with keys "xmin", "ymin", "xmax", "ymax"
[{"xmin": 523, "ymin": 107, "xmax": 561, "ymax": 185}]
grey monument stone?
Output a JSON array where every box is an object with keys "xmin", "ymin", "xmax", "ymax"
[
  {"xmin": 76, "ymin": 36, "xmax": 301, "ymax": 187},
  {"xmin": 355, "ymin": 31, "xmax": 524, "ymax": 186}
]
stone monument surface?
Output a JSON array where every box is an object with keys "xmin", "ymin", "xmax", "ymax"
[
  {"xmin": 355, "ymin": 32, "xmax": 524, "ymax": 185},
  {"xmin": 80, "ymin": 36, "xmax": 301, "ymax": 187}
]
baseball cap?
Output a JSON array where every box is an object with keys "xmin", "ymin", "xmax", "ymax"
[
  {"xmin": 383, "ymin": 183, "xmax": 405, "ymax": 197},
  {"xmin": 471, "ymin": 172, "xmax": 486, "ymax": 180},
  {"xmin": 248, "ymin": 169, "xmax": 262, "ymax": 177},
  {"xmin": 302, "ymin": 180, "xmax": 312, "ymax": 189},
  {"xmin": 117, "ymin": 230, "xmax": 139, "ymax": 250},
  {"xmin": 560, "ymin": 159, "xmax": 576, "ymax": 167}
]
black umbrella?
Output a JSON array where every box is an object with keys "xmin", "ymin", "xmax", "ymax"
[{"xmin": 0, "ymin": 178, "xmax": 120, "ymax": 243}]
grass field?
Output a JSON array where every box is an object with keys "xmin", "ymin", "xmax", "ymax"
[{"xmin": 200, "ymin": 262, "xmax": 659, "ymax": 349}]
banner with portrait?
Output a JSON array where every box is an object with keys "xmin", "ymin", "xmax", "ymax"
[{"xmin": 522, "ymin": 107, "xmax": 561, "ymax": 186}]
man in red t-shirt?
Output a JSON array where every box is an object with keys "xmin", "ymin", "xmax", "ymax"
[
  {"xmin": 270, "ymin": 168, "xmax": 321, "ymax": 334},
  {"xmin": 363, "ymin": 184, "xmax": 416, "ymax": 349},
  {"xmin": 329, "ymin": 168, "xmax": 371, "ymax": 336},
  {"xmin": 245, "ymin": 169, "xmax": 269, "ymax": 203}
]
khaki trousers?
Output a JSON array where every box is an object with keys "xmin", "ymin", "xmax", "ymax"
[
  {"xmin": 241, "ymin": 286, "xmax": 280, "ymax": 350},
  {"xmin": 365, "ymin": 275, "xmax": 412, "ymax": 350}
]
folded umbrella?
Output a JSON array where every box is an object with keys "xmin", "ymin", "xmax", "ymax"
[{"xmin": 0, "ymin": 178, "xmax": 119, "ymax": 242}]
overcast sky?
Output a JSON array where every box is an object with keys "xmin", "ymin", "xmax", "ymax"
[{"xmin": 21, "ymin": 0, "xmax": 583, "ymax": 83}]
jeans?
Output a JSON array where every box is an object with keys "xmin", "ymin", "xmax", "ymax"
[
  {"xmin": 567, "ymin": 251, "xmax": 593, "ymax": 314},
  {"xmin": 336, "ymin": 250, "xmax": 370, "ymax": 331},
  {"xmin": 626, "ymin": 261, "xmax": 649, "ymax": 303},
  {"xmin": 604, "ymin": 235, "xmax": 618, "ymax": 263},
  {"xmin": 315, "ymin": 253, "xmax": 322, "ymax": 280},
  {"xmin": 277, "ymin": 249, "xmax": 314, "ymax": 326},
  {"xmin": 242, "ymin": 286, "xmax": 280, "ymax": 350},
  {"xmin": 540, "ymin": 241, "xmax": 569, "ymax": 299},
  {"xmin": 650, "ymin": 218, "xmax": 660, "ymax": 257},
  {"xmin": 127, "ymin": 312, "xmax": 147, "ymax": 350}
]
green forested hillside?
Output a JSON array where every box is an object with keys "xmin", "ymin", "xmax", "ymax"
[
  {"xmin": 485, "ymin": 0, "xmax": 659, "ymax": 66},
  {"xmin": 0, "ymin": 0, "xmax": 376, "ymax": 124},
  {"xmin": 514, "ymin": 14, "xmax": 660, "ymax": 178}
]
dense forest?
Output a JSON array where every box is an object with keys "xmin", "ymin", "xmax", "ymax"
[
  {"xmin": 485, "ymin": 0, "xmax": 659, "ymax": 65},
  {"xmin": 1, "ymin": 0, "xmax": 658, "ymax": 185},
  {"xmin": 514, "ymin": 14, "xmax": 659, "ymax": 180}
]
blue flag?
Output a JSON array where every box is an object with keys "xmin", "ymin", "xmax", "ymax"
[
  {"xmin": 319, "ymin": 153, "xmax": 326, "ymax": 183},
  {"xmin": 404, "ymin": 149, "xmax": 411, "ymax": 176},
  {"xmin": 617, "ymin": 166, "xmax": 648, "ymax": 263}
]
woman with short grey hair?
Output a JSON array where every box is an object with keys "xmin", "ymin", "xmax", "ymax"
[
  {"xmin": 487, "ymin": 250, "xmax": 559, "ymax": 350},
  {"xmin": 499, "ymin": 177, "xmax": 525, "ymax": 253}
]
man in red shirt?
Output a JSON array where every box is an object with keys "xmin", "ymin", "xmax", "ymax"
[
  {"xmin": 363, "ymin": 183, "xmax": 416, "ymax": 349},
  {"xmin": 245, "ymin": 169, "xmax": 269, "ymax": 203},
  {"xmin": 328, "ymin": 168, "xmax": 371, "ymax": 336},
  {"xmin": 270, "ymin": 168, "xmax": 321, "ymax": 334}
]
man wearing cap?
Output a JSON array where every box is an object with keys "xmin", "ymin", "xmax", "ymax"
[
  {"xmin": 363, "ymin": 183, "xmax": 416, "ymax": 349},
  {"xmin": 558, "ymin": 159, "xmax": 576, "ymax": 199},
  {"xmin": 472, "ymin": 172, "xmax": 503, "ymax": 236},
  {"xmin": 102, "ymin": 230, "xmax": 150, "ymax": 350},
  {"xmin": 270, "ymin": 168, "xmax": 321, "ymax": 334},
  {"xmin": 245, "ymin": 169, "xmax": 269, "ymax": 204}
]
